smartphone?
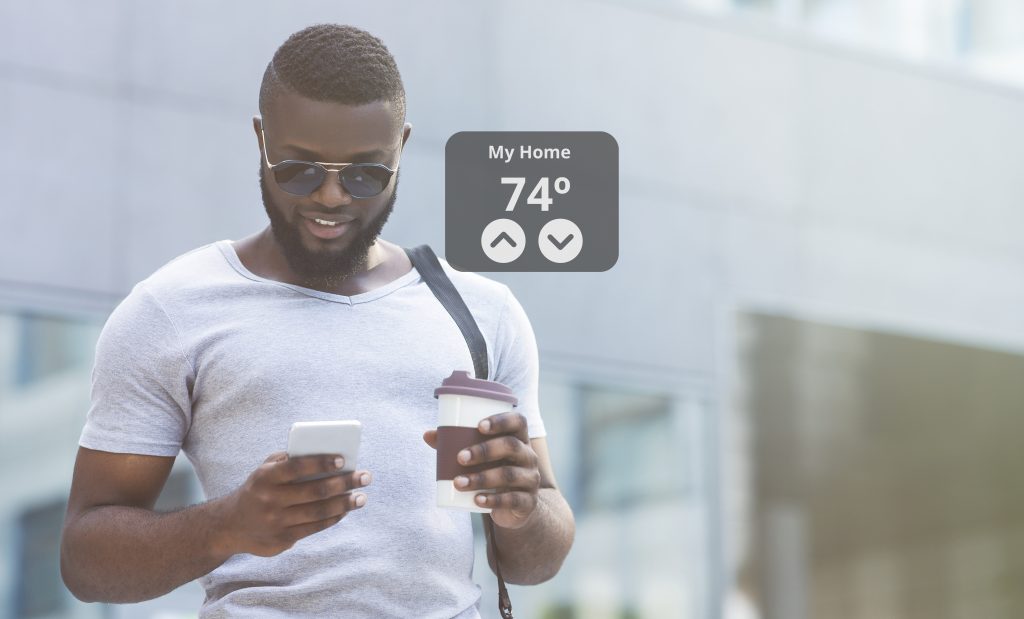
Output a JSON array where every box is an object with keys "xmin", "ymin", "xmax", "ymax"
[{"xmin": 287, "ymin": 420, "xmax": 362, "ymax": 482}]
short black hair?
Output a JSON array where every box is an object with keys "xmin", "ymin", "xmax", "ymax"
[{"xmin": 259, "ymin": 24, "xmax": 406, "ymax": 127}]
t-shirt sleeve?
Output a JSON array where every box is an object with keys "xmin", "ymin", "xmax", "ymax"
[
  {"xmin": 78, "ymin": 282, "xmax": 194, "ymax": 456},
  {"xmin": 491, "ymin": 286, "xmax": 547, "ymax": 439}
]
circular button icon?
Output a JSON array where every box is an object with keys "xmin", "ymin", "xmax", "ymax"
[
  {"xmin": 481, "ymin": 219, "xmax": 526, "ymax": 263},
  {"xmin": 538, "ymin": 219, "xmax": 583, "ymax": 263}
]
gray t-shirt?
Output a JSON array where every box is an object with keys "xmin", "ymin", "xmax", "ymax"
[{"xmin": 78, "ymin": 239, "xmax": 546, "ymax": 619}]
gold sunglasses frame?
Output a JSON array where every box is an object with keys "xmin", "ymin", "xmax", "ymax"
[{"xmin": 258, "ymin": 120, "xmax": 401, "ymax": 198}]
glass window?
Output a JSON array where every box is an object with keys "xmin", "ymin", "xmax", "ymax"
[
  {"xmin": 579, "ymin": 385, "xmax": 684, "ymax": 511},
  {"xmin": 14, "ymin": 499, "xmax": 68, "ymax": 618},
  {"xmin": 739, "ymin": 312, "xmax": 1024, "ymax": 619},
  {"xmin": 12, "ymin": 312, "xmax": 100, "ymax": 389}
]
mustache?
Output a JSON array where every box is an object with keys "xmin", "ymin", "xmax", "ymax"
[{"xmin": 257, "ymin": 163, "xmax": 400, "ymax": 283}]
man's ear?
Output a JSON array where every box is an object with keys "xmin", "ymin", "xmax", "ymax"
[
  {"xmin": 252, "ymin": 115, "xmax": 264, "ymax": 148},
  {"xmin": 401, "ymin": 122, "xmax": 412, "ymax": 148}
]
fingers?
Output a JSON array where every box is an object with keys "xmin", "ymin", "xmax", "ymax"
[
  {"xmin": 422, "ymin": 429, "xmax": 438, "ymax": 449},
  {"xmin": 454, "ymin": 464, "xmax": 540, "ymax": 494},
  {"xmin": 472, "ymin": 490, "xmax": 537, "ymax": 514},
  {"xmin": 266, "ymin": 454, "xmax": 345, "ymax": 484},
  {"xmin": 457, "ymin": 433, "xmax": 536, "ymax": 469},
  {"xmin": 283, "ymin": 490, "xmax": 367, "ymax": 527},
  {"xmin": 279, "ymin": 470, "xmax": 372, "ymax": 506},
  {"xmin": 479, "ymin": 411, "xmax": 529, "ymax": 444}
]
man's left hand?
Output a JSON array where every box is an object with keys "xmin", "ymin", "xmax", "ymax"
[{"xmin": 422, "ymin": 411, "xmax": 541, "ymax": 529}]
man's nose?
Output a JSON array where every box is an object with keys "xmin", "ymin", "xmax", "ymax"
[{"xmin": 311, "ymin": 169, "xmax": 354, "ymax": 207}]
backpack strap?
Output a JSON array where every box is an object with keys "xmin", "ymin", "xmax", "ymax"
[{"xmin": 403, "ymin": 244, "xmax": 514, "ymax": 619}]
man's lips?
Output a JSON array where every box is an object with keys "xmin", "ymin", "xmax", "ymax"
[
  {"xmin": 303, "ymin": 215, "xmax": 355, "ymax": 240},
  {"xmin": 303, "ymin": 213, "xmax": 356, "ymax": 224}
]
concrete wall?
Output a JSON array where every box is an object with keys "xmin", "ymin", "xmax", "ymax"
[{"xmin": 4, "ymin": 0, "xmax": 1022, "ymax": 359}]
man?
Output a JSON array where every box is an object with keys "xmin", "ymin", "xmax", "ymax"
[{"xmin": 59, "ymin": 23, "xmax": 574, "ymax": 618}]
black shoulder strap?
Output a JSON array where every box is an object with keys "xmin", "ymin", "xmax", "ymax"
[
  {"xmin": 404, "ymin": 244, "xmax": 489, "ymax": 381},
  {"xmin": 402, "ymin": 244, "xmax": 514, "ymax": 619}
]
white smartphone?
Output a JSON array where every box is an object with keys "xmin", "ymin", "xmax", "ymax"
[{"xmin": 287, "ymin": 420, "xmax": 362, "ymax": 482}]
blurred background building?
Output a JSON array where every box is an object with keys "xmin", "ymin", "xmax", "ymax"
[{"xmin": 1, "ymin": 1, "xmax": 1023, "ymax": 618}]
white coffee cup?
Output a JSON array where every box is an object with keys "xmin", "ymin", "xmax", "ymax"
[{"xmin": 434, "ymin": 370, "xmax": 519, "ymax": 512}]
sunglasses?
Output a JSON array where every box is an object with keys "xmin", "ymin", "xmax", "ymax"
[{"xmin": 260, "ymin": 124, "xmax": 400, "ymax": 198}]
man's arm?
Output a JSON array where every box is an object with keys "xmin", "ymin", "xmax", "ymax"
[
  {"xmin": 59, "ymin": 447, "xmax": 236, "ymax": 603},
  {"xmin": 483, "ymin": 438, "xmax": 575, "ymax": 585},
  {"xmin": 60, "ymin": 447, "xmax": 371, "ymax": 603}
]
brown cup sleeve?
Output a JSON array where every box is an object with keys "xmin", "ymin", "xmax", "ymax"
[{"xmin": 436, "ymin": 426, "xmax": 494, "ymax": 481}]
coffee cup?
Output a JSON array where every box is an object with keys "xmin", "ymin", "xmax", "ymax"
[{"xmin": 433, "ymin": 370, "xmax": 519, "ymax": 512}]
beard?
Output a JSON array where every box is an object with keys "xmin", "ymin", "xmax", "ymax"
[{"xmin": 259, "ymin": 164, "xmax": 398, "ymax": 291}]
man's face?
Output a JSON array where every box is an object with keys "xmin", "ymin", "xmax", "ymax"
[{"xmin": 257, "ymin": 95, "xmax": 408, "ymax": 289}]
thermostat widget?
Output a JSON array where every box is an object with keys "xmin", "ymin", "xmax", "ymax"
[{"xmin": 445, "ymin": 131, "xmax": 618, "ymax": 272}]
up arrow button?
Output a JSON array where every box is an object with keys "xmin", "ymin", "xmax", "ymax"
[{"xmin": 480, "ymin": 219, "xmax": 526, "ymax": 263}]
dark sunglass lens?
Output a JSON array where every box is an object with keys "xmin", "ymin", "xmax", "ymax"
[
  {"xmin": 273, "ymin": 162, "xmax": 324, "ymax": 195},
  {"xmin": 341, "ymin": 165, "xmax": 392, "ymax": 197}
]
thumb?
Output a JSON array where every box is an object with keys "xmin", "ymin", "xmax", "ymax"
[
  {"xmin": 422, "ymin": 429, "xmax": 438, "ymax": 450},
  {"xmin": 265, "ymin": 450, "xmax": 288, "ymax": 463}
]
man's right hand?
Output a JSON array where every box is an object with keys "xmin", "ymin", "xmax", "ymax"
[{"xmin": 216, "ymin": 451, "xmax": 372, "ymax": 557}]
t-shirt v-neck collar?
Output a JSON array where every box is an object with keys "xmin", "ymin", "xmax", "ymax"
[{"xmin": 215, "ymin": 239, "xmax": 421, "ymax": 306}]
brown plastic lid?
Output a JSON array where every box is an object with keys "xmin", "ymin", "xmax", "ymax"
[{"xmin": 433, "ymin": 370, "xmax": 518, "ymax": 406}]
